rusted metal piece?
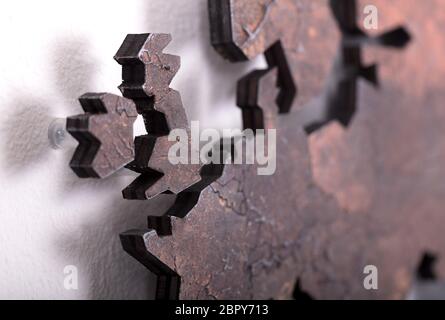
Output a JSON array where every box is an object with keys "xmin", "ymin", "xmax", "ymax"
[
  {"xmin": 67, "ymin": 93, "xmax": 137, "ymax": 178},
  {"xmin": 112, "ymin": 34, "xmax": 232, "ymax": 299},
  {"xmin": 209, "ymin": 0, "xmax": 339, "ymax": 113},
  {"xmin": 114, "ymin": 33, "xmax": 209, "ymax": 202},
  {"xmin": 209, "ymin": 0, "xmax": 411, "ymax": 132}
]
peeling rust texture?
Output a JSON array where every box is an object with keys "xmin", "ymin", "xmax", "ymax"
[{"xmin": 67, "ymin": 93, "xmax": 138, "ymax": 178}]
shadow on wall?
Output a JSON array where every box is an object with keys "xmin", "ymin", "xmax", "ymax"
[
  {"xmin": 0, "ymin": 35, "xmax": 164, "ymax": 298},
  {"xmin": 50, "ymin": 38, "xmax": 99, "ymax": 115},
  {"xmin": 57, "ymin": 193, "xmax": 176, "ymax": 299},
  {"xmin": 0, "ymin": 37, "xmax": 96, "ymax": 176},
  {"xmin": 0, "ymin": 94, "xmax": 52, "ymax": 173}
]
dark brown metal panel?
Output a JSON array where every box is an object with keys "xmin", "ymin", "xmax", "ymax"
[{"xmin": 67, "ymin": 93, "xmax": 137, "ymax": 178}]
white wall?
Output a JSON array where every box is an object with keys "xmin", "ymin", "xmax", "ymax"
[{"xmin": 0, "ymin": 0, "xmax": 265, "ymax": 299}]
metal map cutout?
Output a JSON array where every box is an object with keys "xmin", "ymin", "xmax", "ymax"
[{"xmin": 65, "ymin": 0, "xmax": 426, "ymax": 300}]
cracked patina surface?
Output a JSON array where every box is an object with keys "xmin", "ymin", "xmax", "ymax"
[{"xmin": 123, "ymin": 106, "xmax": 346, "ymax": 299}]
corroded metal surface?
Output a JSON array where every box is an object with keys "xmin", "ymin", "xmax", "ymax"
[
  {"xmin": 121, "ymin": 66, "xmax": 345, "ymax": 299},
  {"xmin": 115, "ymin": 34, "xmax": 206, "ymax": 201},
  {"xmin": 67, "ymin": 93, "xmax": 137, "ymax": 178},
  {"xmin": 119, "ymin": 0, "xmax": 417, "ymax": 300}
]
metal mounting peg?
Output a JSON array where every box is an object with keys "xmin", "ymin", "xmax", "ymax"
[{"xmin": 48, "ymin": 118, "xmax": 70, "ymax": 150}]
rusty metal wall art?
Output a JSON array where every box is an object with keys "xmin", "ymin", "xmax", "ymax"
[{"xmin": 65, "ymin": 0, "xmax": 445, "ymax": 301}]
